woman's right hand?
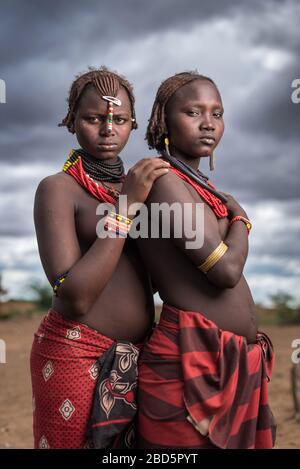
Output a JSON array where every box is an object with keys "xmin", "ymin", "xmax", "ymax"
[
  {"xmin": 120, "ymin": 158, "xmax": 170, "ymax": 209},
  {"xmin": 219, "ymin": 192, "xmax": 248, "ymax": 219}
]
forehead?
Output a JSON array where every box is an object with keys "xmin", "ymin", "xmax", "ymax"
[
  {"xmin": 167, "ymin": 79, "xmax": 222, "ymax": 109},
  {"xmin": 77, "ymin": 85, "xmax": 131, "ymax": 112}
]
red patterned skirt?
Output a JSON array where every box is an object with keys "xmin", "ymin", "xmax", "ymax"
[
  {"xmin": 137, "ymin": 303, "xmax": 276, "ymax": 449},
  {"xmin": 30, "ymin": 309, "xmax": 140, "ymax": 449}
]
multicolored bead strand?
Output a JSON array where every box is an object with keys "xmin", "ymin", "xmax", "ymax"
[
  {"xmin": 53, "ymin": 271, "xmax": 69, "ymax": 297},
  {"xmin": 107, "ymin": 101, "xmax": 114, "ymax": 133}
]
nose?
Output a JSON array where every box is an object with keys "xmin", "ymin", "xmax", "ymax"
[
  {"xmin": 199, "ymin": 113, "xmax": 215, "ymax": 131},
  {"xmin": 99, "ymin": 120, "xmax": 116, "ymax": 137}
]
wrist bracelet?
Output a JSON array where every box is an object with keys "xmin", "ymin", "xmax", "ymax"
[
  {"xmin": 104, "ymin": 213, "xmax": 132, "ymax": 237},
  {"xmin": 109, "ymin": 211, "xmax": 132, "ymax": 225},
  {"xmin": 229, "ymin": 215, "xmax": 252, "ymax": 234}
]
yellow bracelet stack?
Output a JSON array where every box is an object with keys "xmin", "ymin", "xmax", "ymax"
[{"xmin": 198, "ymin": 241, "xmax": 228, "ymax": 274}]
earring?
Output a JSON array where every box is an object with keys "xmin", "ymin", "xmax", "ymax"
[
  {"xmin": 209, "ymin": 153, "xmax": 215, "ymax": 171},
  {"xmin": 164, "ymin": 137, "xmax": 171, "ymax": 156}
]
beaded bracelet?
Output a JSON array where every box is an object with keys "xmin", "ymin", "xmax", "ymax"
[
  {"xmin": 104, "ymin": 223, "xmax": 128, "ymax": 238},
  {"xmin": 104, "ymin": 213, "xmax": 132, "ymax": 237},
  {"xmin": 53, "ymin": 271, "xmax": 69, "ymax": 297},
  {"xmin": 109, "ymin": 211, "xmax": 132, "ymax": 226},
  {"xmin": 229, "ymin": 216, "xmax": 252, "ymax": 235}
]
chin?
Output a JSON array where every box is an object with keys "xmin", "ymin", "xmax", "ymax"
[
  {"xmin": 198, "ymin": 149, "xmax": 214, "ymax": 158},
  {"xmin": 97, "ymin": 151, "xmax": 119, "ymax": 159}
]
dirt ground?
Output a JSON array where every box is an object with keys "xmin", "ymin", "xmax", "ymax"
[{"xmin": 0, "ymin": 314, "xmax": 300, "ymax": 449}]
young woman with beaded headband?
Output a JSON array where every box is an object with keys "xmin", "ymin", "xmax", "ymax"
[
  {"xmin": 30, "ymin": 66, "xmax": 170, "ymax": 449},
  {"xmin": 137, "ymin": 71, "xmax": 276, "ymax": 449}
]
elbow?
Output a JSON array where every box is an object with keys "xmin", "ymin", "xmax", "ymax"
[
  {"xmin": 65, "ymin": 297, "xmax": 90, "ymax": 317},
  {"xmin": 54, "ymin": 272, "xmax": 107, "ymax": 316},
  {"xmin": 207, "ymin": 262, "xmax": 242, "ymax": 289},
  {"xmin": 221, "ymin": 263, "xmax": 242, "ymax": 288},
  {"xmin": 222, "ymin": 272, "xmax": 241, "ymax": 288},
  {"xmin": 69, "ymin": 300, "xmax": 91, "ymax": 317},
  {"xmin": 59, "ymin": 287, "xmax": 92, "ymax": 317}
]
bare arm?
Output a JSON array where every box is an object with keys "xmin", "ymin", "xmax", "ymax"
[
  {"xmin": 146, "ymin": 171, "xmax": 249, "ymax": 289},
  {"xmin": 34, "ymin": 159, "xmax": 170, "ymax": 317}
]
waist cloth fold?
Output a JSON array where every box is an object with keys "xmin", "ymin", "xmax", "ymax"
[
  {"xmin": 137, "ymin": 303, "xmax": 276, "ymax": 449},
  {"xmin": 30, "ymin": 309, "xmax": 142, "ymax": 449}
]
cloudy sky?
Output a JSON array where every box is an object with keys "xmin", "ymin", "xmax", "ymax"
[{"xmin": 0, "ymin": 0, "xmax": 299, "ymax": 304}]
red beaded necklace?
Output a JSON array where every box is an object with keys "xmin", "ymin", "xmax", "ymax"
[
  {"xmin": 62, "ymin": 150, "xmax": 119, "ymax": 204},
  {"xmin": 169, "ymin": 165, "xmax": 228, "ymax": 219}
]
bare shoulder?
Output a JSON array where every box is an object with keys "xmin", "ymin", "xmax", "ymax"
[
  {"xmin": 35, "ymin": 172, "xmax": 77, "ymax": 199},
  {"xmin": 147, "ymin": 169, "xmax": 217, "ymax": 223},
  {"xmin": 149, "ymin": 170, "xmax": 191, "ymax": 202},
  {"xmin": 34, "ymin": 172, "xmax": 79, "ymax": 219}
]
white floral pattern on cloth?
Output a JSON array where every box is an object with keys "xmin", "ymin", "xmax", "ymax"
[
  {"xmin": 66, "ymin": 326, "xmax": 81, "ymax": 340},
  {"xmin": 39, "ymin": 435, "xmax": 49, "ymax": 449},
  {"xmin": 100, "ymin": 370, "xmax": 137, "ymax": 419},
  {"xmin": 31, "ymin": 308, "xmax": 117, "ymax": 448},
  {"xmin": 89, "ymin": 362, "xmax": 100, "ymax": 380},
  {"xmin": 87, "ymin": 341, "xmax": 141, "ymax": 448},
  {"xmin": 116, "ymin": 343, "xmax": 139, "ymax": 372},
  {"xmin": 98, "ymin": 343, "xmax": 139, "ymax": 418},
  {"xmin": 59, "ymin": 399, "xmax": 75, "ymax": 420},
  {"xmin": 37, "ymin": 333, "xmax": 44, "ymax": 344},
  {"xmin": 42, "ymin": 361, "xmax": 54, "ymax": 381}
]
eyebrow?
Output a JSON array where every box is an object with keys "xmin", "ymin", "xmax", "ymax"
[
  {"xmin": 182, "ymin": 101, "xmax": 224, "ymax": 110},
  {"xmin": 82, "ymin": 110, "xmax": 131, "ymax": 116}
]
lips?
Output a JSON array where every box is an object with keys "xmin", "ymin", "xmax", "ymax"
[
  {"xmin": 97, "ymin": 142, "xmax": 118, "ymax": 150},
  {"xmin": 199, "ymin": 135, "xmax": 215, "ymax": 145}
]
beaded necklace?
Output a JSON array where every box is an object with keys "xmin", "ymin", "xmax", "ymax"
[
  {"xmin": 76, "ymin": 148, "xmax": 125, "ymax": 182},
  {"xmin": 62, "ymin": 149, "xmax": 121, "ymax": 204},
  {"xmin": 163, "ymin": 156, "xmax": 228, "ymax": 219}
]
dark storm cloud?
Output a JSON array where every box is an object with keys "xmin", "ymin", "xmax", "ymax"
[
  {"xmin": 0, "ymin": 126, "xmax": 75, "ymax": 164},
  {"xmin": 215, "ymin": 138, "xmax": 300, "ymax": 203},
  {"xmin": 0, "ymin": 0, "xmax": 281, "ymax": 68},
  {"xmin": 230, "ymin": 0, "xmax": 300, "ymax": 142},
  {"xmin": 0, "ymin": 0, "xmax": 295, "ymax": 167},
  {"xmin": 249, "ymin": 1, "xmax": 300, "ymax": 56},
  {"xmin": 235, "ymin": 64, "xmax": 300, "ymax": 141},
  {"xmin": 0, "ymin": 0, "xmax": 277, "ymax": 130},
  {"xmin": 198, "ymin": 0, "xmax": 300, "ymax": 204},
  {"xmin": 0, "ymin": 61, "xmax": 71, "ymax": 135}
]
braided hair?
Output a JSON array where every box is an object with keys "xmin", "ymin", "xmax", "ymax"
[
  {"xmin": 146, "ymin": 71, "xmax": 216, "ymax": 151},
  {"xmin": 59, "ymin": 66, "xmax": 138, "ymax": 133}
]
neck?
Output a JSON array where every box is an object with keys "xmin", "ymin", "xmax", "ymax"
[
  {"xmin": 75, "ymin": 148, "xmax": 124, "ymax": 183},
  {"xmin": 79, "ymin": 148, "xmax": 119, "ymax": 165},
  {"xmin": 169, "ymin": 148, "xmax": 201, "ymax": 171}
]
